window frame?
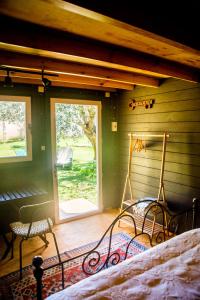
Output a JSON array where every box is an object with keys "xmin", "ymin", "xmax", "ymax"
[{"xmin": 0, "ymin": 95, "xmax": 32, "ymax": 163}]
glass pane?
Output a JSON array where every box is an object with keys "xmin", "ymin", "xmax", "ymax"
[
  {"xmin": 0, "ymin": 101, "xmax": 27, "ymax": 158},
  {"xmin": 55, "ymin": 103, "xmax": 98, "ymax": 219}
]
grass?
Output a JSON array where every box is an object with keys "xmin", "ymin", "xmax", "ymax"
[
  {"xmin": 0, "ymin": 139, "xmax": 26, "ymax": 157},
  {"xmin": 56, "ymin": 136, "xmax": 97, "ymax": 204},
  {"xmin": 57, "ymin": 160, "xmax": 97, "ymax": 204},
  {"xmin": 57, "ymin": 136, "xmax": 97, "ymax": 204},
  {"xmin": 72, "ymin": 146, "xmax": 94, "ymax": 162},
  {"xmin": 58, "ymin": 136, "xmax": 91, "ymax": 148}
]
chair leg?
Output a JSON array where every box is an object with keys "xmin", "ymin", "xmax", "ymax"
[
  {"xmin": 19, "ymin": 238, "xmax": 24, "ymax": 280},
  {"xmin": 1, "ymin": 233, "xmax": 12, "ymax": 260},
  {"xmin": 11, "ymin": 232, "xmax": 15, "ymax": 259},
  {"xmin": 39, "ymin": 234, "xmax": 49, "ymax": 247},
  {"xmin": 51, "ymin": 232, "xmax": 65, "ymax": 289},
  {"xmin": 51, "ymin": 232, "xmax": 61, "ymax": 262}
]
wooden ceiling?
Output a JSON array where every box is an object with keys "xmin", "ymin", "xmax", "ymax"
[{"xmin": 0, "ymin": 0, "xmax": 199, "ymax": 91}]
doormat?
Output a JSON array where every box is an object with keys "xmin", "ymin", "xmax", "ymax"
[{"xmin": 0, "ymin": 232, "xmax": 148, "ymax": 299}]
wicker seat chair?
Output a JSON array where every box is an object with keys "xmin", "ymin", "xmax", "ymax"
[{"xmin": 10, "ymin": 201, "xmax": 61, "ymax": 279}]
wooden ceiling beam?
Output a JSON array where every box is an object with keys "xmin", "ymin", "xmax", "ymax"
[
  {"xmin": 0, "ymin": 51, "xmax": 160, "ymax": 88},
  {"xmin": 0, "ymin": 0, "xmax": 199, "ymax": 70},
  {"xmin": 0, "ymin": 76, "xmax": 116, "ymax": 92},
  {"xmin": 53, "ymin": 75, "xmax": 133, "ymax": 90},
  {"xmin": 51, "ymin": 81, "xmax": 116, "ymax": 91},
  {"xmin": 0, "ymin": 70, "xmax": 133, "ymax": 90},
  {"xmin": 0, "ymin": 19, "xmax": 199, "ymax": 83}
]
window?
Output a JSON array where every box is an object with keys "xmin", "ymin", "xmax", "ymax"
[{"xmin": 0, "ymin": 95, "xmax": 32, "ymax": 163}]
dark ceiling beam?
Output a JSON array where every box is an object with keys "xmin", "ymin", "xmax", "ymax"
[
  {"xmin": 0, "ymin": 76, "xmax": 116, "ymax": 92},
  {"xmin": 0, "ymin": 19, "xmax": 199, "ymax": 83},
  {"xmin": 0, "ymin": 69, "xmax": 133, "ymax": 90},
  {"xmin": 67, "ymin": 1, "xmax": 200, "ymax": 50},
  {"xmin": 0, "ymin": 0, "xmax": 199, "ymax": 70},
  {"xmin": 0, "ymin": 51, "xmax": 160, "ymax": 88}
]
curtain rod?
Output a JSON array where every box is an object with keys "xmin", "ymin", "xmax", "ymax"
[{"xmin": 128, "ymin": 133, "xmax": 170, "ymax": 138}]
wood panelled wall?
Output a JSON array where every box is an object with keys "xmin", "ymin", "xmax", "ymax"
[{"xmin": 118, "ymin": 78, "xmax": 200, "ymax": 210}]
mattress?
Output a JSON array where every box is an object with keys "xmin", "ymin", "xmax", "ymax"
[{"xmin": 46, "ymin": 228, "xmax": 200, "ymax": 300}]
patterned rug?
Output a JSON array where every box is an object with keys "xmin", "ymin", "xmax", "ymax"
[{"xmin": 0, "ymin": 232, "xmax": 148, "ymax": 299}]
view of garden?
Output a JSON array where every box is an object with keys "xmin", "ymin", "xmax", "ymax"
[
  {"xmin": 0, "ymin": 139, "xmax": 26, "ymax": 157},
  {"xmin": 55, "ymin": 103, "xmax": 97, "ymax": 206},
  {"xmin": 0, "ymin": 101, "xmax": 26, "ymax": 157},
  {"xmin": 57, "ymin": 136, "xmax": 97, "ymax": 204}
]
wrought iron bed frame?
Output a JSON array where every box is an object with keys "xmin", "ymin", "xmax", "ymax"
[{"xmin": 32, "ymin": 198, "xmax": 199, "ymax": 300}]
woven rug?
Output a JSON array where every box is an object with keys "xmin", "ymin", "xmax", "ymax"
[{"xmin": 0, "ymin": 232, "xmax": 148, "ymax": 300}]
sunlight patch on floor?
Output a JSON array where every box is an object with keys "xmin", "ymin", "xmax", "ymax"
[{"xmin": 59, "ymin": 198, "xmax": 98, "ymax": 219}]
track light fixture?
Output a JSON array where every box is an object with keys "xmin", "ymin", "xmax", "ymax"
[
  {"xmin": 0, "ymin": 66, "xmax": 57, "ymax": 89},
  {"xmin": 41, "ymin": 67, "xmax": 51, "ymax": 88},
  {"xmin": 42, "ymin": 77, "xmax": 51, "ymax": 87},
  {"xmin": 3, "ymin": 70, "xmax": 14, "ymax": 88}
]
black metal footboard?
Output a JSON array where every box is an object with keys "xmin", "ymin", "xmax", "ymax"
[{"xmin": 32, "ymin": 198, "xmax": 199, "ymax": 300}]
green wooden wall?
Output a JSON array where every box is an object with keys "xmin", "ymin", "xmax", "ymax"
[
  {"xmin": 118, "ymin": 78, "xmax": 200, "ymax": 211},
  {"xmin": 2, "ymin": 77, "xmax": 199, "ymax": 221},
  {"xmin": 0, "ymin": 84, "xmax": 119, "ymax": 223}
]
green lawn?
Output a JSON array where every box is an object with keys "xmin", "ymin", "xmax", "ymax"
[
  {"xmin": 57, "ymin": 136, "xmax": 97, "ymax": 204},
  {"xmin": 57, "ymin": 160, "xmax": 97, "ymax": 204},
  {"xmin": 0, "ymin": 139, "xmax": 26, "ymax": 157}
]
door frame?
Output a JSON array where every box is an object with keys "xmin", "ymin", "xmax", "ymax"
[{"xmin": 50, "ymin": 98, "xmax": 102, "ymax": 224}]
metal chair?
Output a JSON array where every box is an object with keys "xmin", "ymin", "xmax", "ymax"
[{"xmin": 10, "ymin": 201, "xmax": 61, "ymax": 279}]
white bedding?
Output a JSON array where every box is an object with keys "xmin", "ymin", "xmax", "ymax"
[{"xmin": 46, "ymin": 228, "xmax": 200, "ymax": 300}]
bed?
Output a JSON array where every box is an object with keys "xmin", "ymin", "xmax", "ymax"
[
  {"xmin": 46, "ymin": 228, "xmax": 200, "ymax": 300},
  {"xmin": 32, "ymin": 199, "xmax": 200, "ymax": 300}
]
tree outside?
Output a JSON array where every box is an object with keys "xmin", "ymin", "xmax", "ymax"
[
  {"xmin": 55, "ymin": 103, "xmax": 97, "ymax": 205},
  {"xmin": 0, "ymin": 101, "xmax": 26, "ymax": 157}
]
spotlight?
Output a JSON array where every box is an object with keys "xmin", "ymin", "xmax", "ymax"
[
  {"xmin": 41, "ymin": 67, "xmax": 51, "ymax": 88},
  {"xmin": 3, "ymin": 70, "xmax": 14, "ymax": 87},
  {"xmin": 42, "ymin": 77, "xmax": 51, "ymax": 88}
]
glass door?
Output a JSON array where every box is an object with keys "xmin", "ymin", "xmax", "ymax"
[{"xmin": 51, "ymin": 98, "xmax": 102, "ymax": 223}]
